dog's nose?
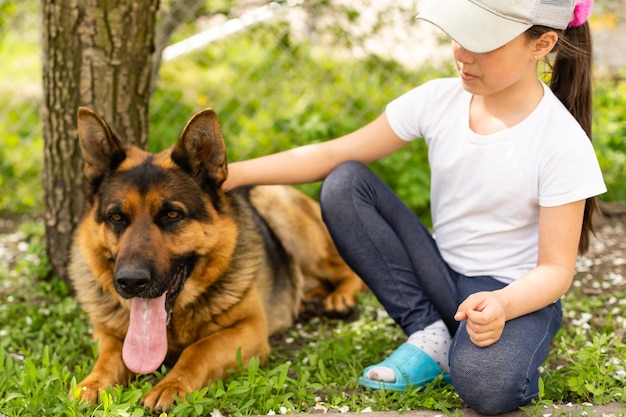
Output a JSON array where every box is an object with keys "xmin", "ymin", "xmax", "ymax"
[{"xmin": 115, "ymin": 267, "xmax": 151, "ymax": 294}]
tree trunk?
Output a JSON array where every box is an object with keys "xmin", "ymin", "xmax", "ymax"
[{"xmin": 41, "ymin": 0, "xmax": 159, "ymax": 285}]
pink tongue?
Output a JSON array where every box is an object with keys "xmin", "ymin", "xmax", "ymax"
[{"xmin": 123, "ymin": 294, "xmax": 168, "ymax": 374}]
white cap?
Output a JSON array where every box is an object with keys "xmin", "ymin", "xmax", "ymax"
[{"xmin": 417, "ymin": 0, "xmax": 577, "ymax": 53}]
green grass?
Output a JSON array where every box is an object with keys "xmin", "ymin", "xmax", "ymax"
[{"xmin": 1, "ymin": 221, "xmax": 625, "ymax": 416}]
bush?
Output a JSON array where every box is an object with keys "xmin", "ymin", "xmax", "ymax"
[
  {"xmin": 151, "ymin": 26, "xmax": 453, "ymax": 213},
  {"xmin": 593, "ymin": 77, "xmax": 626, "ymax": 201},
  {"xmin": 2, "ymin": 9, "xmax": 626, "ymax": 216}
]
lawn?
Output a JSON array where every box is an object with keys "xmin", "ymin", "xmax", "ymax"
[{"xmin": 0, "ymin": 214, "xmax": 625, "ymax": 417}]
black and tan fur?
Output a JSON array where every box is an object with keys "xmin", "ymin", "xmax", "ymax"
[{"xmin": 69, "ymin": 107, "xmax": 365, "ymax": 412}]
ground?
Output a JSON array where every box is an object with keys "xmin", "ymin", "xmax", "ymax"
[
  {"xmin": 581, "ymin": 202, "xmax": 626, "ymax": 281},
  {"xmin": 572, "ymin": 202, "xmax": 626, "ymax": 341}
]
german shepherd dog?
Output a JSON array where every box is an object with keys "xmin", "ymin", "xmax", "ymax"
[{"xmin": 69, "ymin": 107, "xmax": 364, "ymax": 412}]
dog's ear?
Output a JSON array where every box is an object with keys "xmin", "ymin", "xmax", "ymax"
[
  {"xmin": 172, "ymin": 108, "xmax": 228, "ymax": 188},
  {"xmin": 76, "ymin": 107, "xmax": 127, "ymax": 188}
]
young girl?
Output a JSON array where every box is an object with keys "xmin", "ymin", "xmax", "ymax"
[{"xmin": 223, "ymin": 0, "xmax": 606, "ymax": 413}]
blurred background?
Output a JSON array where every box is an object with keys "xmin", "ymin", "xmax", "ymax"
[{"xmin": 1, "ymin": 0, "xmax": 625, "ymax": 219}]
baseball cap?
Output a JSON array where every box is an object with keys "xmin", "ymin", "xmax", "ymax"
[{"xmin": 417, "ymin": 0, "xmax": 577, "ymax": 53}]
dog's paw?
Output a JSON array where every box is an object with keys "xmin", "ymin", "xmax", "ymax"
[
  {"xmin": 322, "ymin": 275, "xmax": 367, "ymax": 317},
  {"xmin": 323, "ymin": 290, "xmax": 357, "ymax": 315},
  {"xmin": 142, "ymin": 380, "xmax": 191, "ymax": 412},
  {"xmin": 70, "ymin": 377, "xmax": 112, "ymax": 405}
]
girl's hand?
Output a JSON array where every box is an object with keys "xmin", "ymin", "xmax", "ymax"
[{"xmin": 454, "ymin": 291, "xmax": 507, "ymax": 347}]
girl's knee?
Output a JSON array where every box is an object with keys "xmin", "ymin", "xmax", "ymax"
[
  {"xmin": 320, "ymin": 161, "xmax": 365, "ymax": 211},
  {"xmin": 450, "ymin": 344, "xmax": 537, "ymax": 414},
  {"xmin": 321, "ymin": 161, "xmax": 362, "ymax": 194},
  {"xmin": 450, "ymin": 329, "xmax": 539, "ymax": 415}
]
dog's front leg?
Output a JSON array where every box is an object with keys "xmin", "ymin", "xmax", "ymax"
[
  {"xmin": 74, "ymin": 326, "xmax": 133, "ymax": 404},
  {"xmin": 142, "ymin": 317, "xmax": 269, "ymax": 412}
]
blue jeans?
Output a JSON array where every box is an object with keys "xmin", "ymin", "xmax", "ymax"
[{"xmin": 319, "ymin": 161, "xmax": 562, "ymax": 415}]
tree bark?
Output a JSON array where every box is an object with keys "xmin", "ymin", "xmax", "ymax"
[{"xmin": 41, "ymin": 0, "xmax": 159, "ymax": 285}]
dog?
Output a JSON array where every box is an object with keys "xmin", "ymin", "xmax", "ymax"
[{"xmin": 69, "ymin": 107, "xmax": 365, "ymax": 412}]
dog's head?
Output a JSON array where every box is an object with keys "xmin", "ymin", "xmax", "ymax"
[{"xmin": 75, "ymin": 108, "xmax": 239, "ymax": 373}]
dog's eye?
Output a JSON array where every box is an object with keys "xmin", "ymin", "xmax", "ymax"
[
  {"xmin": 109, "ymin": 213, "xmax": 124, "ymax": 223},
  {"xmin": 166, "ymin": 211, "xmax": 182, "ymax": 221}
]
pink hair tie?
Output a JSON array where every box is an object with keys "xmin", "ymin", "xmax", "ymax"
[{"xmin": 568, "ymin": 0, "xmax": 593, "ymax": 27}]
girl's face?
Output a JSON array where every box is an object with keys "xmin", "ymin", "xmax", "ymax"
[{"xmin": 452, "ymin": 34, "xmax": 539, "ymax": 98}]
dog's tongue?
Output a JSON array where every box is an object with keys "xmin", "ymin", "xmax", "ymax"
[{"xmin": 123, "ymin": 294, "xmax": 168, "ymax": 374}]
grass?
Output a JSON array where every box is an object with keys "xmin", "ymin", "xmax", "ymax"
[{"xmin": 0, "ymin": 221, "xmax": 625, "ymax": 416}]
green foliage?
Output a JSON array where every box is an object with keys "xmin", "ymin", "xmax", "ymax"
[
  {"xmin": 2, "ymin": 3, "xmax": 626, "ymax": 215},
  {"xmin": 558, "ymin": 333, "xmax": 625, "ymax": 403},
  {"xmin": 169, "ymin": 357, "xmax": 311, "ymax": 416},
  {"xmin": 0, "ymin": 0, "xmax": 43, "ymax": 215},
  {"xmin": 0, "ymin": 133, "xmax": 43, "ymax": 214},
  {"xmin": 536, "ymin": 267, "xmax": 626, "ymax": 408},
  {"xmin": 150, "ymin": 24, "xmax": 443, "ymax": 210},
  {"xmin": 540, "ymin": 330, "xmax": 626, "ymax": 405},
  {"xmin": 0, "ymin": 0, "xmax": 15, "ymax": 30},
  {"xmin": 593, "ymin": 78, "xmax": 626, "ymax": 201},
  {"xmin": 0, "ymin": 224, "xmax": 91, "ymax": 416}
]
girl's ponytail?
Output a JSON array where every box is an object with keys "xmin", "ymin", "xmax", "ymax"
[
  {"xmin": 528, "ymin": 21, "xmax": 598, "ymax": 254},
  {"xmin": 551, "ymin": 22, "xmax": 593, "ymax": 138}
]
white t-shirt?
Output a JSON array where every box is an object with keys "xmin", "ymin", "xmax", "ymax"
[{"xmin": 386, "ymin": 78, "xmax": 606, "ymax": 283}]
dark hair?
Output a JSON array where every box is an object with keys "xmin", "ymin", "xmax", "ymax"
[{"xmin": 526, "ymin": 22, "xmax": 598, "ymax": 255}]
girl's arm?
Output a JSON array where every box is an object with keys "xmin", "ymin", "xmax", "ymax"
[
  {"xmin": 223, "ymin": 112, "xmax": 407, "ymax": 190},
  {"xmin": 455, "ymin": 199, "xmax": 586, "ymax": 346}
]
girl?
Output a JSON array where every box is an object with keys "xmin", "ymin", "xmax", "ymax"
[{"xmin": 223, "ymin": 0, "xmax": 606, "ymax": 414}]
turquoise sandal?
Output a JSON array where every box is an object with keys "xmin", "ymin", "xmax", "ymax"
[{"xmin": 359, "ymin": 342, "xmax": 452, "ymax": 391}]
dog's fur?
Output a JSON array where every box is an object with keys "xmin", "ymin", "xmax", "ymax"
[{"xmin": 69, "ymin": 107, "xmax": 364, "ymax": 411}]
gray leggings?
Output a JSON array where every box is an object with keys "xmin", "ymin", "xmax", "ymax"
[{"xmin": 319, "ymin": 161, "xmax": 562, "ymax": 415}]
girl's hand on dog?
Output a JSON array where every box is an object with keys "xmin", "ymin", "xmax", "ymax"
[{"xmin": 454, "ymin": 291, "xmax": 507, "ymax": 347}]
